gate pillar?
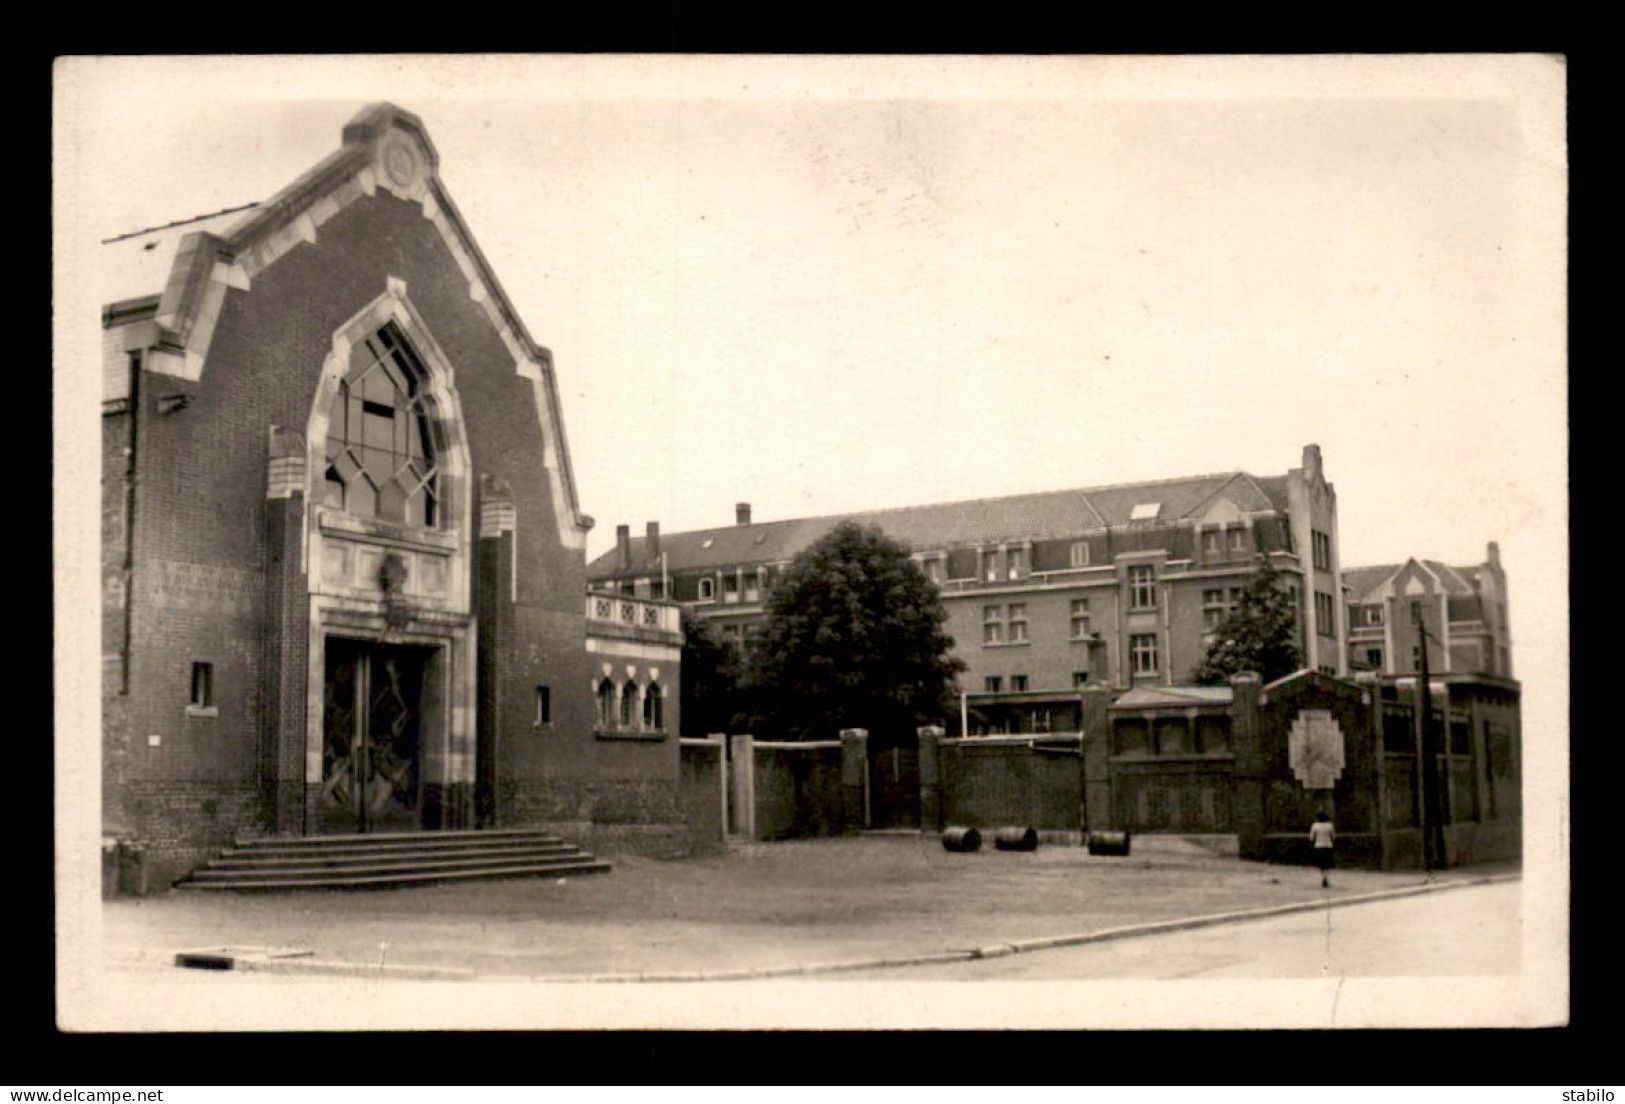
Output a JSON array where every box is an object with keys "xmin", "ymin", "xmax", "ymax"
[
  {"xmin": 839, "ymin": 728, "xmax": 869, "ymax": 833},
  {"xmin": 1080, "ymin": 686, "xmax": 1113, "ymax": 833},
  {"xmin": 1231, "ymin": 672, "xmax": 1266, "ymax": 861},
  {"xmin": 916, "ymin": 726, "xmax": 944, "ymax": 833}
]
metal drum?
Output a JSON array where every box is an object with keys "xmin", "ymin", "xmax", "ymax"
[
  {"xmin": 1086, "ymin": 830, "xmax": 1132, "ymax": 856},
  {"xmin": 992, "ymin": 826, "xmax": 1039, "ymax": 851},
  {"xmin": 940, "ymin": 826, "xmax": 983, "ymax": 852}
]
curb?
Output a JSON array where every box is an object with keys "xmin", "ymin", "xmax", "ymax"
[
  {"xmin": 494, "ymin": 872, "xmax": 1521, "ymax": 983},
  {"xmin": 174, "ymin": 946, "xmax": 475, "ymax": 982},
  {"xmin": 165, "ymin": 874, "xmax": 1518, "ymax": 984}
]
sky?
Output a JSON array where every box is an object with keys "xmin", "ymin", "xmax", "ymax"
[{"xmin": 58, "ymin": 54, "xmax": 1566, "ymax": 571}]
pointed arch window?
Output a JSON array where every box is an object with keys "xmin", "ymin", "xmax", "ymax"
[
  {"xmin": 323, "ymin": 322, "xmax": 439, "ymax": 526},
  {"xmin": 620, "ymin": 680, "xmax": 639, "ymax": 728},
  {"xmin": 596, "ymin": 678, "xmax": 616, "ymax": 729},
  {"xmin": 643, "ymin": 682, "xmax": 664, "ymax": 731}
]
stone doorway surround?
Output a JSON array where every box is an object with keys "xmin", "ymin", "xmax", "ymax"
[{"xmin": 278, "ymin": 279, "xmax": 479, "ymax": 834}]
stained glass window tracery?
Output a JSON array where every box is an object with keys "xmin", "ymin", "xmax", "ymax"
[{"xmin": 323, "ymin": 322, "xmax": 439, "ymax": 526}]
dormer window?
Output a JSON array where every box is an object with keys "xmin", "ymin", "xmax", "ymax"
[
  {"xmin": 1130, "ymin": 502, "xmax": 1160, "ymax": 522},
  {"xmin": 322, "ymin": 322, "xmax": 438, "ymax": 526}
]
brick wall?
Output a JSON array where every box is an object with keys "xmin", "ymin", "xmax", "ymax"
[
  {"xmin": 940, "ymin": 737, "xmax": 1082, "ymax": 830},
  {"xmin": 678, "ymin": 740, "xmax": 726, "ymax": 852},
  {"xmin": 115, "ymin": 780, "xmax": 261, "ymax": 890},
  {"xmin": 752, "ymin": 743, "xmax": 844, "ymax": 840},
  {"xmin": 106, "ymin": 189, "xmax": 683, "ymax": 882}
]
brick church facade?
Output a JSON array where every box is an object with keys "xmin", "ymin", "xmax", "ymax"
[{"xmin": 100, "ymin": 104, "xmax": 684, "ymax": 890}]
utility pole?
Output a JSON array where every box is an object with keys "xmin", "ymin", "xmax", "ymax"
[{"xmin": 1412, "ymin": 601, "xmax": 1447, "ymax": 874}]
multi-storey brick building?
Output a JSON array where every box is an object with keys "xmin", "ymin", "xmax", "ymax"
[
  {"xmin": 100, "ymin": 104, "xmax": 684, "ymax": 891},
  {"xmin": 1343, "ymin": 544, "xmax": 1512, "ymax": 678},
  {"xmin": 589, "ymin": 445, "xmax": 1348, "ymax": 735}
]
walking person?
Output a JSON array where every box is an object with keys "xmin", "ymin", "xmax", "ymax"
[{"xmin": 1309, "ymin": 810, "xmax": 1336, "ymax": 888}]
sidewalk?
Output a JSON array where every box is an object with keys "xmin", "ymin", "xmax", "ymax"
[{"xmin": 99, "ymin": 834, "xmax": 1519, "ymax": 981}]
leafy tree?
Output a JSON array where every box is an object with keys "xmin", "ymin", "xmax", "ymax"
[
  {"xmin": 747, "ymin": 521, "xmax": 965, "ymax": 743},
  {"xmin": 678, "ymin": 608, "xmax": 745, "ymax": 737},
  {"xmin": 1192, "ymin": 555, "xmax": 1305, "ymax": 685}
]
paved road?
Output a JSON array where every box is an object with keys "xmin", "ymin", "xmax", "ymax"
[{"xmin": 854, "ymin": 881, "xmax": 1522, "ymax": 980}]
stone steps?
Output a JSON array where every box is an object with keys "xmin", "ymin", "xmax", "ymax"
[{"xmin": 174, "ymin": 828, "xmax": 611, "ymax": 891}]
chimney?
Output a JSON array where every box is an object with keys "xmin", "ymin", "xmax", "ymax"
[
  {"xmin": 615, "ymin": 524, "xmax": 631, "ymax": 571},
  {"xmin": 646, "ymin": 521, "xmax": 662, "ymax": 560},
  {"xmin": 736, "ymin": 502, "xmax": 752, "ymax": 526},
  {"xmin": 1302, "ymin": 443, "xmax": 1322, "ymax": 479},
  {"xmin": 1487, "ymin": 540, "xmax": 1500, "ymax": 567}
]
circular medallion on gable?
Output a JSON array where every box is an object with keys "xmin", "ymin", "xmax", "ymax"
[{"xmin": 382, "ymin": 138, "xmax": 421, "ymax": 188}]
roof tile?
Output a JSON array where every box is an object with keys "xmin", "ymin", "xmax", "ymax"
[{"xmin": 590, "ymin": 469, "xmax": 1290, "ymax": 576}]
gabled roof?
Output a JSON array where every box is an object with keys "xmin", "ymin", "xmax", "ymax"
[
  {"xmin": 1342, "ymin": 564, "xmax": 1402, "ymax": 602},
  {"xmin": 590, "ymin": 468, "xmax": 1290, "ymax": 576},
  {"xmin": 101, "ymin": 204, "xmax": 260, "ymax": 310},
  {"xmin": 1422, "ymin": 560, "xmax": 1476, "ymax": 595},
  {"xmin": 1344, "ymin": 556, "xmax": 1487, "ymax": 603},
  {"xmin": 99, "ymin": 102, "xmax": 590, "ymax": 541},
  {"xmin": 1254, "ymin": 475, "xmax": 1291, "ymax": 510}
]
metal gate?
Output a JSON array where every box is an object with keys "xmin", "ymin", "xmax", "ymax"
[{"xmin": 866, "ymin": 743, "xmax": 919, "ymax": 829}]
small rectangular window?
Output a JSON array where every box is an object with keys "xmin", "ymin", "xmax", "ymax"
[
  {"xmin": 1006, "ymin": 547, "xmax": 1026, "ymax": 579},
  {"xmin": 984, "ymin": 676, "xmax": 1002, "ymax": 692},
  {"xmin": 1069, "ymin": 541, "xmax": 1090, "ymax": 568},
  {"xmin": 1129, "ymin": 564, "xmax": 1157, "ymax": 609},
  {"xmin": 1130, "ymin": 633, "xmax": 1159, "ymax": 675},
  {"xmin": 535, "ymin": 685, "xmax": 551, "ymax": 726},
  {"xmin": 1073, "ymin": 671, "xmax": 1090, "ymax": 688},
  {"xmin": 1312, "ymin": 530, "xmax": 1332, "ymax": 571},
  {"xmin": 1011, "ymin": 674, "xmax": 1029, "ymax": 691},
  {"xmin": 1007, "ymin": 603, "xmax": 1028, "ymax": 642},
  {"xmin": 1315, "ymin": 591, "xmax": 1336, "ymax": 637},
  {"xmin": 1070, "ymin": 598, "xmax": 1092, "ymax": 638},
  {"xmin": 190, "ymin": 662, "xmax": 214, "ymax": 709}
]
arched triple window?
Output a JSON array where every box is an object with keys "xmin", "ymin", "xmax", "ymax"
[{"xmin": 323, "ymin": 321, "xmax": 439, "ymax": 526}]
